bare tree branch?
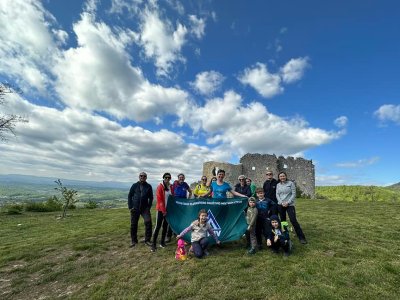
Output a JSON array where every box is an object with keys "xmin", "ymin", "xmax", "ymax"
[{"xmin": 0, "ymin": 83, "xmax": 28, "ymax": 142}]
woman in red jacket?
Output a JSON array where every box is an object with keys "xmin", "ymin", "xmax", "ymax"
[{"xmin": 151, "ymin": 173, "xmax": 172, "ymax": 252}]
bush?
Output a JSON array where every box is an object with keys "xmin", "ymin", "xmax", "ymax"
[
  {"xmin": 1, "ymin": 203, "xmax": 24, "ymax": 215},
  {"xmin": 84, "ymin": 200, "xmax": 98, "ymax": 209},
  {"xmin": 25, "ymin": 197, "xmax": 62, "ymax": 212},
  {"xmin": 45, "ymin": 196, "xmax": 62, "ymax": 211}
]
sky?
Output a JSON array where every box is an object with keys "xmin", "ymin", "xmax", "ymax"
[{"xmin": 0, "ymin": 0, "xmax": 399, "ymax": 187}]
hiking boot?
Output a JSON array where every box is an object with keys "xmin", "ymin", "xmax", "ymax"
[
  {"xmin": 248, "ymin": 248, "xmax": 256, "ymax": 255},
  {"xmin": 299, "ymin": 239, "xmax": 308, "ymax": 245}
]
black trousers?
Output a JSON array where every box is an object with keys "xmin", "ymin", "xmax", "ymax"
[
  {"xmin": 270, "ymin": 237, "xmax": 290, "ymax": 253},
  {"xmin": 130, "ymin": 207, "xmax": 152, "ymax": 243},
  {"xmin": 278, "ymin": 205, "xmax": 306, "ymax": 240},
  {"xmin": 256, "ymin": 217, "xmax": 271, "ymax": 246},
  {"xmin": 152, "ymin": 211, "xmax": 169, "ymax": 246}
]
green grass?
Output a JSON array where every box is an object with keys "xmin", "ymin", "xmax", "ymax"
[
  {"xmin": 316, "ymin": 185, "xmax": 400, "ymax": 202},
  {"xmin": 1, "ymin": 200, "xmax": 399, "ymax": 299}
]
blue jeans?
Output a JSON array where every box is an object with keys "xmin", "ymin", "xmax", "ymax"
[{"xmin": 192, "ymin": 237, "xmax": 209, "ymax": 258}]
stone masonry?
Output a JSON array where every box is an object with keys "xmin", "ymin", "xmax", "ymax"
[{"xmin": 203, "ymin": 153, "xmax": 315, "ymax": 198}]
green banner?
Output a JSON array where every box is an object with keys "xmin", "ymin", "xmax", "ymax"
[{"xmin": 166, "ymin": 196, "xmax": 248, "ymax": 244}]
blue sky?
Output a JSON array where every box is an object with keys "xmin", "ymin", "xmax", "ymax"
[{"xmin": 0, "ymin": 0, "xmax": 399, "ymax": 186}]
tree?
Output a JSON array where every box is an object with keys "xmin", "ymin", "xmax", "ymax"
[
  {"xmin": 54, "ymin": 179, "xmax": 78, "ymax": 218},
  {"xmin": 0, "ymin": 83, "xmax": 28, "ymax": 142}
]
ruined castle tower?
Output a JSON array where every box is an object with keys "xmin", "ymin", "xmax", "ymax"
[{"xmin": 203, "ymin": 153, "xmax": 315, "ymax": 198}]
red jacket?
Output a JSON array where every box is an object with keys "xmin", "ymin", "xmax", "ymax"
[{"xmin": 156, "ymin": 182, "xmax": 170, "ymax": 214}]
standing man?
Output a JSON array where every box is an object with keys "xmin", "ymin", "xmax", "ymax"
[
  {"xmin": 263, "ymin": 171, "xmax": 278, "ymax": 216},
  {"xmin": 172, "ymin": 173, "xmax": 192, "ymax": 199},
  {"xmin": 128, "ymin": 172, "xmax": 153, "ymax": 248}
]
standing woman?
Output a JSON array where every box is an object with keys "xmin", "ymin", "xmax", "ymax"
[
  {"xmin": 151, "ymin": 173, "xmax": 172, "ymax": 252},
  {"xmin": 206, "ymin": 169, "xmax": 247, "ymax": 199},
  {"xmin": 276, "ymin": 171, "xmax": 307, "ymax": 244},
  {"xmin": 235, "ymin": 175, "xmax": 252, "ymax": 197}
]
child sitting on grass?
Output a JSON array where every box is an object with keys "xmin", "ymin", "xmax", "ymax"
[
  {"xmin": 266, "ymin": 215, "xmax": 291, "ymax": 257},
  {"xmin": 177, "ymin": 209, "xmax": 220, "ymax": 258},
  {"xmin": 246, "ymin": 197, "xmax": 258, "ymax": 254}
]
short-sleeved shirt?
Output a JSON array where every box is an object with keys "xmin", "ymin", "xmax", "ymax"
[
  {"xmin": 211, "ymin": 181, "xmax": 232, "ymax": 199},
  {"xmin": 193, "ymin": 184, "xmax": 210, "ymax": 197},
  {"xmin": 173, "ymin": 181, "xmax": 190, "ymax": 198}
]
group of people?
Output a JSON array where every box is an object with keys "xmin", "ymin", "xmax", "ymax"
[{"xmin": 127, "ymin": 169, "xmax": 307, "ymax": 258}]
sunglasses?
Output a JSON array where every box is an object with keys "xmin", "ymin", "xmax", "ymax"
[
  {"xmin": 202, "ymin": 178, "xmax": 207, "ymax": 181},
  {"xmin": 164, "ymin": 176, "xmax": 171, "ymax": 179}
]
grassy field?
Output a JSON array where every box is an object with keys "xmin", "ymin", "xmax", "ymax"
[{"xmin": 1, "ymin": 199, "xmax": 399, "ymax": 300}]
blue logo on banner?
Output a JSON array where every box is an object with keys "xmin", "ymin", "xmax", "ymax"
[{"xmin": 207, "ymin": 209, "xmax": 222, "ymax": 237}]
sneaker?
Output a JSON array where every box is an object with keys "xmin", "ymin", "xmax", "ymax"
[
  {"xmin": 165, "ymin": 237, "xmax": 171, "ymax": 243},
  {"xmin": 140, "ymin": 238, "xmax": 146, "ymax": 243},
  {"xmin": 284, "ymin": 251, "xmax": 290, "ymax": 257},
  {"xmin": 159, "ymin": 243, "xmax": 166, "ymax": 248},
  {"xmin": 129, "ymin": 242, "xmax": 136, "ymax": 248},
  {"xmin": 150, "ymin": 245, "xmax": 156, "ymax": 252},
  {"xmin": 300, "ymin": 239, "xmax": 308, "ymax": 245},
  {"xmin": 203, "ymin": 250, "xmax": 210, "ymax": 256},
  {"xmin": 257, "ymin": 244, "xmax": 263, "ymax": 251},
  {"xmin": 248, "ymin": 248, "xmax": 256, "ymax": 255},
  {"xmin": 144, "ymin": 241, "xmax": 152, "ymax": 247}
]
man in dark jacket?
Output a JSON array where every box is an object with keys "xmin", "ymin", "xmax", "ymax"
[
  {"xmin": 128, "ymin": 172, "xmax": 153, "ymax": 247},
  {"xmin": 263, "ymin": 171, "xmax": 278, "ymax": 216}
]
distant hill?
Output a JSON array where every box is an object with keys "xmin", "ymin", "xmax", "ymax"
[
  {"xmin": 388, "ymin": 182, "xmax": 400, "ymax": 189},
  {"xmin": 0, "ymin": 174, "xmax": 131, "ymax": 189}
]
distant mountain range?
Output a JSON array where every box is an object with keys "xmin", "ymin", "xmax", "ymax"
[
  {"xmin": 388, "ymin": 182, "xmax": 400, "ymax": 189},
  {"xmin": 0, "ymin": 174, "xmax": 131, "ymax": 190}
]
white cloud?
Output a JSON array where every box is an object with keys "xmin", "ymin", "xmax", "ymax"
[
  {"xmin": 136, "ymin": 6, "xmax": 188, "ymax": 76},
  {"xmin": 280, "ymin": 57, "xmax": 310, "ymax": 84},
  {"xmin": 191, "ymin": 71, "xmax": 224, "ymax": 96},
  {"xmin": 374, "ymin": 104, "xmax": 400, "ymax": 125},
  {"xmin": 0, "ymin": 95, "xmax": 227, "ymax": 184},
  {"xmin": 109, "ymin": 0, "xmax": 143, "ymax": 15},
  {"xmin": 179, "ymin": 90, "xmax": 342, "ymax": 156},
  {"xmin": 316, "ymin": 174, "xmax": 348, "ymax": 186},
  {"xmin": 189, "ymin": 15, "xmax": 206, "ymax": 39},
  {"xmin": 238, "ymin": 63, "xmax": 283, "ymax": 98},
  {"xmin": 0, "ymin": 0, "xmax": 64, "ymax": 93},
  {"xmin": 239, "ymin": 57, "xmax": 310, "ymax": 98},
  {"xmin": 53, "ymin": 11, "xmax": 190, "ymax": 122},
  {"xmin": 334, "ymin": 116, "xmax": 348, "ymax": 128},
  {"xmin": 336, "ymin": 157, "xmax": 380, "ymax": 168}
]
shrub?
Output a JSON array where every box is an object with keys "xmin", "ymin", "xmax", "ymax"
[
  {"xmin": 84, "ymin": 200, "xmax": 98, "ymax": 209},
  {"xmin": 1, "ymin": 203, "xmax": 24, "ymax": 215},
  {"xmin": 45, "ymin": 196, "xmax": 62, "ymax": 211},
  {"xmin": 25, "ymin": 197, "xmax": 62, "ymax": 212}
]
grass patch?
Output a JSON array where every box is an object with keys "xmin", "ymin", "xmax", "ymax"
[{"xmin": 0, "ymin": 199, "xmax": 399, "ymax": 299}]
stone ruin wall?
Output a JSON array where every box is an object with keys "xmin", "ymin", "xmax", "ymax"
[
  {"xmin": 203, "ymin": 153, "xmax": 315, "ymax": 198},
  {"xmin": 202, "ymin": 161, "xmax": 243, "ymax": 188}
]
